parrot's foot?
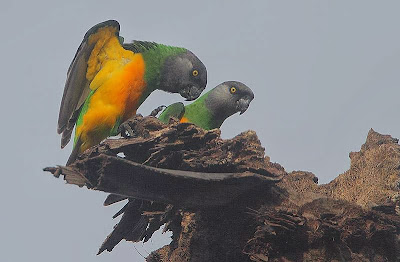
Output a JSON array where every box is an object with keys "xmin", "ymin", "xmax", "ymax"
[
  {"xmin": 118, "ymin": 121, "xmax": 136, "ymax": 138},
  {"xmin": 149, "ymin": 105, "xmax": 166, "ymax": 117}
]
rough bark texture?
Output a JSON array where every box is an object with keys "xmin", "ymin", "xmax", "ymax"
[{"xmin": 44, "ymin": 115, "xmax": 400, "ymax": 262}]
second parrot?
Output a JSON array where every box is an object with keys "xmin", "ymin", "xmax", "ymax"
[{"xmin": 158, "ymin": 81, "xmax": 254, "ymax": 129}]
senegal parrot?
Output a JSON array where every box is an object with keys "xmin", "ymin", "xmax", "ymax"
[
  {"xmin": 57, "ymin": 20, "xmax": 207, "ymax": 164},
  {"xmin": 158, "ymin": 81, "xmax": 254, "ymax": 129}
]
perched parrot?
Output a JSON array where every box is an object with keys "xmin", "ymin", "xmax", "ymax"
[
  {"xmin": 57, "ymin": 20, "xmax": 207, "ymax": 164},
  {"xmin": 158, "ymin": 81, "xmax": 254, "ymax": 129}
]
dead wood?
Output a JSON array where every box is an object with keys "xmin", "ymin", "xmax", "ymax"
[{"xmin": 44, "ymin": 116, "xmax": 400, "ymax": 261}]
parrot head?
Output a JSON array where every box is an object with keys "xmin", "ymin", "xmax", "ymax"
[
  {"xmin": 206, "ymin": 81, "xmax": 254, "ymax": 119},
  {"xmin": 159, "ymin": 50, "xmax": 207, "ymax": 101}
]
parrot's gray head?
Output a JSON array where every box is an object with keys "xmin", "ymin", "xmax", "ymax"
[
  {"xmin": 159, "ymin": 50, "xmax": 207, "ymax": 101},
  {"xmin": 205, "ymin": 81, "xmax": 254, "ymax": 120}
]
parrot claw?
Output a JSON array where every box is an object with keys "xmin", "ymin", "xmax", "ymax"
[
  {"xmin": 118, "ymin": 122, "xmax": 136, "ymax": 138},
  {"xmin": 149, "ymin": 105, "xmax": 166, "ymax": 117}
]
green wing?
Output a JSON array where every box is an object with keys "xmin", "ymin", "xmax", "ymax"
[{"xmin": 158, "ymin": 102, "xmax": 185, "ymax": 123}]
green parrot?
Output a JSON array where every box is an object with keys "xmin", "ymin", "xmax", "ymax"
[
  {"xmin": 158, "ymin": 81, "xmax": 254, "ymax": 129},
  {"xmin": 57, "ymin": 20, "xmax": 207, "ymax": 164}
]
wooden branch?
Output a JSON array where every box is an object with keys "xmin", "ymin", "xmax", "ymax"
[
  {"xmin": 44, "ymin": 155, "xmax": 279, "ymax": 208},
  {"xmin": 44, "ymin": 115, "xmax": 283, "ymax": 255},
  {"xmin": 44, "ymin": 115, "xmax": 400, "ymax": 261}
]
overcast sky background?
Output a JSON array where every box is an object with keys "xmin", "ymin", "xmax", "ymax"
[{"xmin": 1, "ymin": 1, "xmax": 400, "ymax": 261}]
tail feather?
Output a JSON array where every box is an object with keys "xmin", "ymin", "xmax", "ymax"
[
  {"xmin": 66, "ymin": 138, "xmax": 82, "ymax": 165},
  {"xmin": 61, "ymin": 125, "xmax": 74, "ymax": 148},
  {"xmin": 60, "ymin": 106, "xmax": 82, "ymax": 148}
]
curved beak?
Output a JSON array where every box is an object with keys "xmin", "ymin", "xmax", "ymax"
[
  {"xmin": 180, "ymin": 85, "xmax": 205, "ymax": 101},
  {"xmin": 237, "ymin": 97, "xmax": 253, "ymax": 115}
]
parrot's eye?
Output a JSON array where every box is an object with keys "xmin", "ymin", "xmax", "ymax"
[
  {"xmin": 230, "ymin": 87, "xmax": 237, "ymax": 93},
  {"xmin": 192, "ymin": 70, "xmax": 199, "ymax": 77}
]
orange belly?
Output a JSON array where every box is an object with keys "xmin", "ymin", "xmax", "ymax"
[{"xmin": 77, "ymin": 54, "xmax": 146, "ymax": 152}]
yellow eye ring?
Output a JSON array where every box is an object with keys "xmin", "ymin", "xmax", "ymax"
[
  {"xmin": 192, "ymin": 70, "xmax": 199, "ymax": 76},
  {"xmin": 230, "ymin": 87, "xmax": 237, "ymax": 93}
]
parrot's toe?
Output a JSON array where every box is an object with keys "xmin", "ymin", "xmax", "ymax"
[
  {"xmin": 118, "ymin": 122, "xmax": 135, "ymax": 138},
  {"xmin": 149, "ymin": 105, "xmax": 166, "ymax": 117}
]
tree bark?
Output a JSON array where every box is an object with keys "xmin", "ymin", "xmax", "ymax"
[{"xmin": 44, "ymin": 116, "xmax": 400, "ymax": 261}]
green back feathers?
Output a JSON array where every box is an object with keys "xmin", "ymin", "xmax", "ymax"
[
  {"xmin": 140, "ymin": 44, "xmax": 186, "ymax": 88},
  {"xmin": 158, "ymin": 102, "xmax": 185, "ymax": 123}
]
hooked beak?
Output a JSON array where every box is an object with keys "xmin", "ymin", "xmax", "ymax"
[
  {"xmin": 237, "ymin": 97, "xmax": 252, "ymax": 115},
  {"xmin": 180, "ymin": 85, "xmax": 205, "ymax": 101}
]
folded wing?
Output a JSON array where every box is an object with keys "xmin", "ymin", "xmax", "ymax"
[
  {"xmin": 57, "ymin": 20, "xmax": 121, "ymax": 148},
  {"xmin": 158, "ymin": 102, "xmax": 185, "ymax": 123}
]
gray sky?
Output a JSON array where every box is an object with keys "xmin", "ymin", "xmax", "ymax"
[{"xmin": 2, "ymin": 1, "xmax": 400, "ymax": 261}]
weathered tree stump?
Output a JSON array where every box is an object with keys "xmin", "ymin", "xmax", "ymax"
[{"xmin": 44, "ymin": 115, "xmax": 400, "ymax": 262}]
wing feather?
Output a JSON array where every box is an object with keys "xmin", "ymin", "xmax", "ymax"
[
  {"xmin": 158, "ymin": 102, "xmax": 185, "ymax": 123},
  {"xmin": 57, "ymin": 20, "xmax": 120, "ymax": 148}
]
